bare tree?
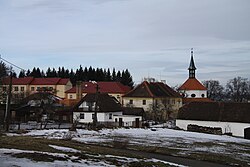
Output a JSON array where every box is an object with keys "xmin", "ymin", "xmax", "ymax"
[
  {"xmin": 202, "ymin": 80, "xmax": 224, "ymax": 101},
  {"xmin": 225, "ymin": 77, "xmax": 249, "ymax": 102}
]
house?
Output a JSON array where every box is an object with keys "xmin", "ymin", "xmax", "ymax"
[
  {"xmin": 12, "ymin": 92, "xmax": 72, "ymax": 123},
  {"xmin": 178, "ymin": 49, "xmax": 212, "ymax": 104},
  {"xmin": 1, "ymin": 77, "xmax": 72, "ymax": 100},
  {"xmin": 122, "ymin": 81, "xmax": 182, "ymax": 121},
  {"xmin": 176, "ymin": 102, "xmax": 250, "ymax": 138},
  {"xmin": 72, "ymin": 93, "xmax": 143, "ymax": 128},
  {"xmin": 65, "ymin": 81, "xmax": 131, "ymax": 103}
]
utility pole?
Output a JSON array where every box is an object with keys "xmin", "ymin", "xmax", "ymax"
[
  {"xmin": 4, "ymin": 71, "xmax": 12, "ymax": 132},
  {"xmin": 93, "ymin": 83, "xmax": 99, "ymax": 128}
]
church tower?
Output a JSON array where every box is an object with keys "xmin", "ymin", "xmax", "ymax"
[
  {"xmin": 178, "ymin": 49, "xmax": 211, "ymax": 103},
  {"xmin": 188, "ymin": 48, "xmax": 196, "ymax": 78}
]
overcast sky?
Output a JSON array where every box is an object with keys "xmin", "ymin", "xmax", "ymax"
[{"xmin": 0, "ymin": 0, "xmax": 250, "ymax": 86}]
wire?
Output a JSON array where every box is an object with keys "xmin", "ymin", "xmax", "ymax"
[{"xmin": 0, "ymin": 54, "xmax": 26, "ymax": 72}]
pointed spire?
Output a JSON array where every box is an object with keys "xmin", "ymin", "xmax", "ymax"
[{"xmin": 188, "ymin": 48, "xmax": 196, "ymax": 78}]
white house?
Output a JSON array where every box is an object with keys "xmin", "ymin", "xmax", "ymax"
[
  {"xmin": 73, "ymin": 93, "xmax": 143, "ymax": 128},
  {"xmin": 176, "ymin": 101, "xmax": 250, "ymax": 138}
]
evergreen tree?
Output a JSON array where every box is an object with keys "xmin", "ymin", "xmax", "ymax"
[
  {"xmin": 26, "ymin": 69, "xmax": 31, "ymax": 76},
  {"xmin": 121, "ymin": 69, "xmax": 134, "ymax": 87},
  {"xmin": 18, "ymin": 70, "xmax": 26, "ymax": 78},
  {"xmin": 112, "ymin": 68, "xmax": 116, "ymax": 81}
]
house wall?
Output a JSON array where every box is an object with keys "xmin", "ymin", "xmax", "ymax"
[
  {"xmin": 73, "ymin": 111, "xmax": 123, "ymax": 123},
  {"xmin": 176, "ymin": 119, "xmax": 250, "ymax": 137},
  {"xmin": 114, "ymin": 115, "xmax": 142, "ymax": 127},
  {"xmin": 123, "ymin": 97, "xmax": 153, "ymax": 111}
]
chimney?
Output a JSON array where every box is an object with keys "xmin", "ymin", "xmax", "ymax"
[{"xmin": 76, "ymin": 81, "xmax": 82, "ymax": 100}]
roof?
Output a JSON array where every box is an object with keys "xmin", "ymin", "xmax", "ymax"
[
  {"xmin": 66, "ymin": 81, "xmax": 131, "ymax": 94},
  {"xmin": 2, "ymin": 77, "xmax": 70, "ymax": 86},
  {"xmin": 122, "ymin": 107, "xmax": 144, "ymax": 116},
  {"xmin": 183, "ymin": 98, "xmax": 213, "ymax": 104},
  {"xmin": 178, "ymin": 78, "xmax": 207, "ymax": 91},
  {"xmin": 2, "ymin": 77, "xmax": 34, "ymax": 85},
  {"xmin": 19, "ymin": 92, "xmax": 62, "ymax": 104},
  {"xmin": 73, "ymin": 93, "xmax": 122, "ymax": 112},
  {"xmin": 177, "ymin": 102, "xmax": 250, "ymax": 123},
  {"xmin": 188, "ymin": 55, "xmax": 196, "ymax": 70},
  {"xmin": 123, "ymin": 81, "xmax": 181, "ymax": 98}
]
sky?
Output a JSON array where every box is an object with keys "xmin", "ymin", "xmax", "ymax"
[{"xmin": 0, "ymin": 0, "xmax": 250, "ymax": 86}]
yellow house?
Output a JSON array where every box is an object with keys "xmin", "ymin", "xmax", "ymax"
[
  {"xmin": 122, "ymin": 81, "xmax": 182, "ymax": 120},
  {"xmin": 2, "ymin": 77, "xmax": 72, "ymax": 99}
]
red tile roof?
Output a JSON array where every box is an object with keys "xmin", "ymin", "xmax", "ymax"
[
  {"xmin": 123, "ymin": 81, "xmax": 181, "ymax": 98},
  {"xmin": 65, "ymin": 82, "xmax": 131, "ymax": 94},
  {"xmin": 2, "ymin": 77, "xmax": 34, "ymax": 85},
  {"xmin": 2, "ymin": 77, "xmax": 70, "ymax": 86},
  {"xmin": 179, "ymin": 78, "xmax": 207, "ymax": 91}
]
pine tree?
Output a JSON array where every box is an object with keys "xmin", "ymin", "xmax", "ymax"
[{"xmin": 18, "ymin": 70, "xmax": 26, "ymax": 78}]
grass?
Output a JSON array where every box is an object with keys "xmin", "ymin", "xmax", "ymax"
[{"xmin": 0, "ymin": 135, "xmax": 172, "ymax": 166}]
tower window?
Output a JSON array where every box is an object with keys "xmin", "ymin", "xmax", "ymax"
[{"xmin": 191, "ymin": 94, "xmax": 196, "ymax": 98}]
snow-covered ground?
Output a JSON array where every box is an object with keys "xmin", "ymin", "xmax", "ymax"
[{"xmin": 6, "ymin": 128, "xmax": 250, "ymax": 166}]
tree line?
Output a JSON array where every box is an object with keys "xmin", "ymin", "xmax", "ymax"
[
  {"xmin": 202, "ymin": 77, "xmax": 250, "ymax": 102},
  {"xmin": 1, "ymin": 61, "xmax": 134, "ymax": 87}
]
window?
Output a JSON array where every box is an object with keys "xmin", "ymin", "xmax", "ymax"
[
  {"xmin": 37, "ymin": 87, "xmax": 40, "ymax": 91},
  {"xmin": 69, "ymin": 95, "xmax": 73, "ymax": 99},
  {"xmin": 142, "ymin": 100, "xmax": 146, "ymax": 105},
  {"xmin": 21, "ymin": 87, "xmax": 24, "ymax": 91},
  {"xmin": 63, "ymin": 116, "xmax": 67, "ymax": 121},
  {"xmin": 31, "ymin": 87, "xmax": 35, "ymax": 91},
  {"xmin": 80, "ymin": 113, "xmax": 85, "ymax": 119},
  {"xmin": 129, "ymin": 100, "xmax": 133, "ymax": 104},
  {"xmin": 14, "ymin": 87, "xmax": 18, "ymax": 91},
  {"xmin": 2, "ymin": 86, "xmax": 7, "ymax": 91},
  {"xmin": 109, "ymin": 113, "xmax": 112, "ymax": 119},
  {"xmin": 191, "ymin": 94, "xmax": 196, "ymax": 98},
  {"xmin": 172, "ymin": 99, "xmax": 175, "ymax": 104},
  {"xmin": 92, "ymin": 114, "xmax": 95, "ymax": 119},
  {"xmin": 201, "ymin": 94, "xmax": 205, "ymax": 98}
]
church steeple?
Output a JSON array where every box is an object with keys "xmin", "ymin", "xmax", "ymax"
[{"xmin": 188, "ymin": 48, "xmax": 196, "ymax": 78}]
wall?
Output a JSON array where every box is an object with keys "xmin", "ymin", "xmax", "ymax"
[
  {"xmin": 73, "ymin": 111, "xmax": 122, "ymax": 123},
  {"xmin": 184, "ymin": 90, "xmax": 207, "ymax": 98},
  {"xmin": 176, "ymin": 119, "xmax": 250, "ymax": 137},
  {"xmin": 123, "ymin": 97, "xmax": 153, "ymax": 111},
  {"xmin": 114, "ymin": 115, "xmax": 142, "ymax": 127}
]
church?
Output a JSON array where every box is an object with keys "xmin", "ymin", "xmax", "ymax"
[{"xmin": 178, "ymin": 49, "xmax": 212, "ymax": 104}]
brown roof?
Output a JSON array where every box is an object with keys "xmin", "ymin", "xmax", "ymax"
[
  {"xmin": 66, "ymin": 82, "xmax": 131, "ymax": 94},
  {"xmin": 178, "ymin": 102, "xmax": 250, "ymax": 123},
  {"xmin": 179, "ymin": 78, "xmax": 207, "ymax": 90},
  {"xmin": 183, "ymin": 98, "xmax": 213, "ymax": 104},
  {"xmin": 123, "ymin": 81, "xmax": 181, "ymax": 98},
  {"xmin": 74, "ymin": 93, "xmax": 122, "ymax": 112}
]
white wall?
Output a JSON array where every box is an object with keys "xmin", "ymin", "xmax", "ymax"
[
  {"xmin": 176, "ymin": 119, "xmax": 250, "ymax": 137},
  {"xmin": 114, "ymin": 115, "xmax": 142, "ymax": 127},
  {"xmin": 73, "ymin": 111, "xmax": 122, "ymax": 123},
  {"xmin": 185, "ymin": 90, "xmax": 207, "ymax": 98}
]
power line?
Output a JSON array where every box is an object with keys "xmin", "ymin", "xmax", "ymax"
[{"xmin": 0, "ymin": 54, "xmax": 26, "ymax": 71}]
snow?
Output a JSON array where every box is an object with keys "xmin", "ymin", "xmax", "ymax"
[
  {"xmin": 49, "ymin": 145, "xmax": 80, "ymax": 153},
  {"xmin": 0, "ymin": 148, "xmax": 114, "ymax": 167}
]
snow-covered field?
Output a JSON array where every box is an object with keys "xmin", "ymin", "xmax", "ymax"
[{"xmin": 6, "ymin": 128, "xmax": 250, "ymax": 166}]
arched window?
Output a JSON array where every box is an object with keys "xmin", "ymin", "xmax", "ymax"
[{"xmin": 191, "ymin": 94, "xmax": 196, "ymax": 98}]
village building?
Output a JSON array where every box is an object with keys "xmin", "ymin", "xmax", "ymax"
[
  {"xmin": 65, "ymin": 81, "xmax": 131, "ymax": 105},
  {"xmin": 178, "ymin": 49, "xmax": 212, "ymax": 104},
  {"xmin": 176, "ymin": 102, "xmax": 250, "ymax": 138},
  {"xmin": 73, "ymin": 93, "xmax": 143, "ymax": 128},
  {"xmin": 122, "ymin": 81, "xmax": 182, "ymax": 121},
  {"xmin": 1, "ymin": 77, "xmax": 72, "ymax": 100}
]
